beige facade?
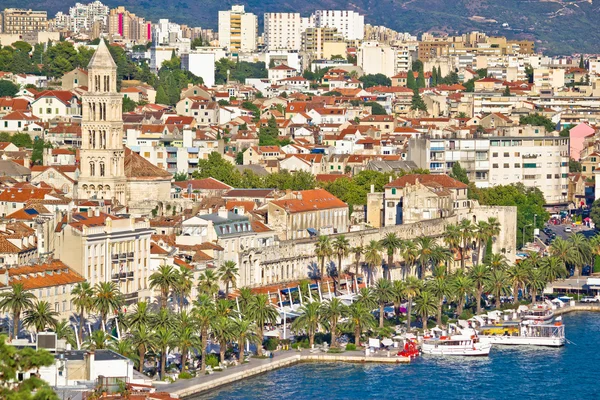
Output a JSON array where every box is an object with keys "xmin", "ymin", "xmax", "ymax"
[
  {"xmin": 2, "ymin": 9, "xmax": 47, "ymax": 34},
  {"xmin": 78, "ymin": 40, "xmax": 127, "ymax": 205}
]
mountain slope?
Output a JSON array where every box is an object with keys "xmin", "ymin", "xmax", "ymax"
[{"xmin": 10, "ymin": 0, "xmax": 600, "ymax": 55}]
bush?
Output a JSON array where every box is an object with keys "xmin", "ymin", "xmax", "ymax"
[
  {"xmin": 205, "ymin": 354, "xmax": 219, "ymax": 368},
  {"xmin": 265, "ymin": 338, "xmax": 279, "ymax": 351},
  {"xmin": 459, "ymin": 309, "xmax": 474, "ymax": 320},
  {"xmin": 345, "ymin": 343, "xmax": 357, "ymax": 351},
  {"xmin": 178, "ymin": 372, "xmax": 193, "ymax": 379},
  {"xmin": 441, "ymin": 314, "xmax": 449, "ymax": 325}
]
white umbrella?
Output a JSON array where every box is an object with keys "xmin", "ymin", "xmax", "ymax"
[
  {"xmin": 381, "ymin": 338, "xmax": 393, "ymax": 347},
  {"xmin": 264, "ymin": 331, "xmax": 280, "ymax": 338}
]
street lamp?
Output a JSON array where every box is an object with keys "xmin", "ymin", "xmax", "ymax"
[{"xmin": 522, "ymin": 223, "xmax": 533, "ymax": 248}]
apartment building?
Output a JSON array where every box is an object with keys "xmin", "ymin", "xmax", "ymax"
[
  {"xmin": 408, "ymin": 126, "xmax": 570, "ymax": 205},
  {"xmin": 358, "ymin": 42, "xmax": 397, "ymax": 77},
  {"xmin": 264, "ymin": 13, "xmax": 304, "ymax": 51},
  {"xmin": 313, "ymin": 10, "xmax": 364, "ymax": 41},
  {"xmin": 53, "ymin": 210, "xmax": 154, "ymax": 304},
  {"xmin": 107, "ymin": 6, "xmax": 151, "ymax": 42},
  {"xmin": 218, "ymin": 5, "xmax": 257, "ymax": 52},
  {"xmin": 2, "ymin": 9, "xmax": 47, "ymax": 34},
  {"xmin": 301, "ymin": 27, "xmax": 345, "ymax": 60}
]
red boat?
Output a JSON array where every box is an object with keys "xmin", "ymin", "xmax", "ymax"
[{"xmin": 398, "ymin": 339, "xmax": 420, "ymax": 359}]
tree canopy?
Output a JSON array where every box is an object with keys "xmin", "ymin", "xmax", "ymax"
[
  {"xmin": 215, "ymin": 58, "xmax": 267, "ymax": 84},
  {"xmin": 364, "ymin": 101, "xmax": 387, "ymax": 115},
  {"xmin": 519, "ymin": 114, "xmax": 556, "ymax": 133},
  {"xmin": 359, "ymin": 73, "xmax": 391, "ymax": 88}
]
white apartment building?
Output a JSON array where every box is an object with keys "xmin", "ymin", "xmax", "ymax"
[
  {"xmin": 358, "ymin": 41, "xmax": 396, "ymax": 77},
  {"xmin": 218, "ymin": 5, "xmax": 257, "ymax": 52},
  {"xmin": 408, "ymin": 127, "xmax": 569, "ymax": 205},
  {"xmin": 313, "ymin": 10, "xmax": 364, "ymax": 41},
  {"xmin": 264, "ymin": 13, "xmax": 309, "ymax": 51},
  {"xmin": 181, "ymin": 51, "xmax": 216, "ymax": 87},
  {"xmin": 153, "ymin": 18, "xmax": 183, "ymax": 45},
  {"xmin": 534, "ymin": 68, "xmax": 565, "ymax": 89}
]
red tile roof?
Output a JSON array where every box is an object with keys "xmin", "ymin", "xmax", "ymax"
[
  {"xmin": 270, "ymin": 189, "xmax": 347, "ymax": 213},
  {"xmin": 3, "ymin": 260, "xmax": 84, "ymax": 290},
  {"xmin": 173, "ymin": 178, "xmax": 232, "ymax": 191}
]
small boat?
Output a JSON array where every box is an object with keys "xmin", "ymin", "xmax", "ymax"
[
  {"xmin": 479, "ymin": 319, "xmax": 566, "ymax": 347},
  {"xmin": 522, "ymin": 304, "xmax": 554, "ymax": 322},
  {"xmin": 421, "ymin": 334, "xmax": 492, "ymax": 356},
  {"xmin": 397, "ymin": 338, "xmax": 420, "ymax": 359}
]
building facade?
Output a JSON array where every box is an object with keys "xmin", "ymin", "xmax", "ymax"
[
  {"xmin": 2, "ymin": 9, "xmax": 47, "ymax": 34},
  {"xmin": 218, "ymin": 5, "xmax": 257, "ymax": 52}
]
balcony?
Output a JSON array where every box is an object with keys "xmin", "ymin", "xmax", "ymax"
[
  {"xmin": 111, "ymin": 254, "xmax": 118, "ymax": 260},
  {"xmin": 111, "ymin": 272, "xmax": 132, "ymax": 280},
  {"xmin": 120, "ymin": 253, "xmax": 127, "ymax": 258},
  {"xmin": 523, "ymin": 154, "xmax": 538, "ymax": 159},
  {"xmin": 127, "ymin": 252, "xmax": 134, "ymax": 258},
  {"xmin": 167, "ymin": 157, "xmax": 178, "ymax": 163}
]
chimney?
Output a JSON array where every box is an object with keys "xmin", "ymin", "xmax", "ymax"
[
  {"xmin": 87, "ymin": 208, "xmax": 93, "ymax": 218},
  {"xmin": 94, "ymin": 208, "xmax": 100, "ymax": 217},
  {"xmin": 85, "ymin": 351, "xmax": 96, "ymax": 381},
  {"xmin": 370, "ymin": 184, "xmax": 374, "ymax": 193},
  {"xmin": 217, "ymin": 207, "xmax": 229, "ymax": 219}
]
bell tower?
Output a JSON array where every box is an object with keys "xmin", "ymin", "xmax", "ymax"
[{"xmin": 78, "ymin": 40, "xmax": 127, "ymax": 205}]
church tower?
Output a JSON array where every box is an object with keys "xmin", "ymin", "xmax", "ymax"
[{"xmin": 78, "ymin": 40, "xmax": 127, "ymax": 205}]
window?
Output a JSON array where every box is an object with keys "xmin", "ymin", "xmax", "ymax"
[
  {"xmin": 492, "ymin": 152, "xmax": 498, "ymax": 157},
  {"xmin": 503, "ymin": 163, "xmax": 509, "ymax": 168},
  {"xmin": 514, "ymin": 152, "xmax": 520, "ymax": 157},
  {"xmin": 547, "ymin": 174, "xmax": 552, "ymax": 179},
  {"xmin": 391, "ymin": 188, "xmax": 397, "ymax": 195},
  {"xmin": 514, "ymin": 163, "xmax": 521, "ymax": 168},
  {"xmin": 503, "ymin": 152, "xmax": 509, "ymax": 157},
  {"xmin": 492, "ymin": 163, "xmax": 498, "ymax": 168},
  {"xmin": 583, "ymin": 166, "xmax": 587, "ymax": 172}
]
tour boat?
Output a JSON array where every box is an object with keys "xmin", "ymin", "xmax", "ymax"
[
  {"xmin": 421, "ymin": 334, "xmax": 492, "ymax": 356},
  {"xmin": 478, "ymin": 319, "xmax": 565, "ymax": 347},
  {"xmin": 522, "ymin": 304, "xmax": 554, "ymax": 322}
]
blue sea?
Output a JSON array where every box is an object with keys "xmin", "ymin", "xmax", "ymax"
[{"xmin": 195, "ymin": 312, "xmax": 600, "ymax": 400}]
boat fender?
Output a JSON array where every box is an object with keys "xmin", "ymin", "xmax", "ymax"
[{"xmin": 554, "ymin": 322, "xmax": 562, "ymax": 326}]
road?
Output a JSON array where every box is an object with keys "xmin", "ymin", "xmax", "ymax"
[{"xmin": 538, "ymin": 222, "xmax": 596, "ymax": 244}]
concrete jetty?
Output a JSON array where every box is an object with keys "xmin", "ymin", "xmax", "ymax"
[
  {"xmin": 166, "ymin": 350, "xmax": 410, "ymax": 398},
  {"xmin": 554, "ymin": 304, "xmax": 600, "ymax": 315}
]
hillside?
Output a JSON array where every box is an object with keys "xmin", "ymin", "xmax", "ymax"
[{"xmin": 8, "ymin": 0, "xmax": 600, "ymax": 55}]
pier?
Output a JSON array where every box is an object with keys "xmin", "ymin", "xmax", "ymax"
[
  {"xmin": 165, "ymin": 350, "xmax": 410, "ymax": 398},
  {"xmin": 554, "ymin": 303, "xmax": 600, "ymax": 315}
]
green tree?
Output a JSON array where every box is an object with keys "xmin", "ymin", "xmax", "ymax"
[
  {"xmin": 373, "ymin": 278, "xmax": 394, "ymax": 328},
  {"xmin": 53, "ymin": 320, "xmax": 76, "ymax": 348},
  {"xmin": 291, "ymin": 301, "xmax": 321, "ymax": 348},
  {"xmin": 0, "ymin": 80, "xmax": 18, "ymax": 97},
  {"xmin": 154, "ymin": 326, "xmax": 176, "ymax": 379},
  {"xmin": 417, "ymin": 69, "xmax": 426, "ymax": 88},
  {"xmin": 364, "ymin": 101, "xmax": 387, "ymax": 115},
  {"xmin": 569, "ymin": 159, "xmax": 581, "ymax": 172},
  {"xmin": 406, "ymin": 71, "xmax": 417, "ymax": 90},
  {"xmin": 197, "ymin": 269, "xmax": 221, "ymax": 298},
  {"xmin": 93, "ymin": 282, "xmax": 123, "ymax": 332},
  {"xmin": 10, "ymin": 133, "xmax": 33, "ymax": 148},
  {"xmin": 72, "ymin": 282, "xmax": 94, "ymax": 344},
  {"xmin": 155, "ymin": 86, "xmax": 169, "ymax": 104},
  {"xmin": 519, "ymin": 113, "xmax": 555, "ymax": 132},
  {"xmin": 579, "ymin": 54, "xmax": 585, "ymax": 69},
  {"xmin": 344, "ymin": 302, "xmax": 376, "ymax": 346},
  {"xmin": 0, "ymin": 336, "xmax": 58, "ymax": 400},
  {"xmin": 149, "ymin": 264, "xmax": 179, "ymax": 310},
  {"xmin": 122, "ymin": 96, "xmax": 137, "ymax": 112},
  {"xmin": 191, "ymin": 37, "xmax": 203, "ymax": 49},
  {"xmin": 364, "ymin": 240, "xmax": 383, "ymax": 285},
  {"xmin": 0, "ymin": 283, "xmax": 36, "ymax": 339},
  {"xmin": 31, "ymin": 138, "xmax": 52, "ymax": 165},
  {"xmin": 218, "ymin": 260, "xmax": 239, "ymax": 296},
  {"xmin": 332, "ymin": 235, "xmax": 350, "ymax": 291},
  {"xmin": 320, "ymin": 297, "xmax": 347, "ymax": 348},
  {"xmin": 590, "ymin": 199, "xmax": 600, "ymax": 228},
  {"xmin": 232, "ymin": 318, "xmax": 256, "ymax": 362},
  {"xmin": 176, "ymin": 325, "xmax": 201, "ymax": 372},
  {"xmin": 359, "ymin": 73, "xmax": 391, "ymax": 88},
  {"xmin": 450, "ymin": 272, "xmax": 473, "ymax": 315},
  {"xmin": 503, "ymin": 85, "xmax": 511, "ymax": 96},
  {"xmin": 380, "ymin": 232, "xmax": 401, "ymax": 280},
  {"xmin": 22, "ymin": 301, "xmax": 59, "ymax": 333},
  {"xmin": 315, "ymin": 235, "xmax": 333, "ymax": 280},
  {"xmin": 404, "ymin": 276, "xmax": 422, "ymax": 330},
  {"xmin": 410, "ymin": 90, "xmax": 427, "ymax": 112},
  {"xmin": 449, "ymin": 161, "xmax": 469, "ymax": 185},
  {"xmin": 431, "ymin": 67, "xmax": 438, "ymax": 86},
  {"xmin": 485, "ymin": 270, "xmax": 510, "ymax": 309},
  {"xmin": 414, "ymin": 290, "xmax": 437, "ymax": 331},
  {"xmin": 470, "ymin": 264, "xmax": 489, "ymax": 315},
  {"xmin": 192, "ymin": 295, "xmax": 214, "ymax": 373},
  {"xmin": 193, "ymin": 152, "xmax": 242, "ymax": 187},
  {"xmin": 412, "ymin": 60, "xmax": 424, "ymax": 72},
  {"xmin": 173, "ymin": 267, "xmax": 194, "ymax": 312},
  {"xmin": 427, "ymin": 269, "xmax": 452, "ymax": 326},
  {"xmin": 247, "ymin": 294, "xmax": 278, "ymax": 356}
]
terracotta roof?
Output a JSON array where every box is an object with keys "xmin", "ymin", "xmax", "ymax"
[
  {"xmin": 67, "ymin": 212, "xmax": 124, "ymax": 231},
  {"xmin": 226, "ymin": 200, "xmax": 256, "ymax": 212},
  {"xmin": 0, "ymin": 97, "xmax": 30, "ymax": 111},
  {"xmin": 385, "ymin": 174, "xmax": 468, "ymax": 189},
  {"xmin": 0, "ymin": 186, "xmax": 52, "ymax": 202},
  {"xmin": 270, "ymin": 189, "xmax": 347, "ymax": 213},
  {"xmin": 3, "ymin": 260, "xmax": 84, "ymax": 290},
  {"xmin": 5, "ymin": 204, "xmax": 50, "ymax": 220},
  {"xmin": 1, "ymin": 111, "xmax": 39, "ymax": 121},
  {"xmin": 34, "ymin": 90, "xmax": 76, "ymax": 105},
  {"xmin": 124, "ymin": 148, "xmax": 172, "ymax": 180},
  {"xmin": 150, "ymin": 242, "xmax": 169, "ymax": 255},
  {"xmin": 270, "ymin": 64, "xmax": 295, "ymax": 70},
  {"xmin": 250, "ymin": 220, "xmax": 271, "ymax": 233},
  {"xmin": 173, "ymin": 178, "xmax": 232, "ymax": 191}
]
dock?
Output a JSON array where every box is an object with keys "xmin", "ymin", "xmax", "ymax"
[
  {"xmin": 554, "ymin": 303, "xmax": 600, "ymax": 315},
  {"xmin": 165, "ymin": 349, "xmax": 410, "ymax": 398}
]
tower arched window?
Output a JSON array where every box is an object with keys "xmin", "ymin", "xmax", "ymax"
[
  {"xmin": 94, "ymin": 75, "xmax": 100, "ymax": 92},
  {"xmin": 91, "ymin": 130, "xmax": 96, "ymax": 147},
  {"xmin": 90, "ymin": 162, "xmax": 95, "ymax": 176},
  {"xmin": 100, "ymin": 162, "xmax": 105, "ymax": 177}
]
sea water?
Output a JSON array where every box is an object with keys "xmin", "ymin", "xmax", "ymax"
[{"xmin": 195, "ymin": 312, "xmax": 600, "ymax": 400}]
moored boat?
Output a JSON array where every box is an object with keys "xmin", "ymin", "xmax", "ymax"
[
  {"xmin": 523, "ymin": 303, "xmax": 554, "ymax": 322},
  {"xmin": 478, "ymin": 319, "xmax": 565, "ymax": 347},
  {"xmin": 421, "ymin": 334, "xmax": 492, "ymax": 356}
]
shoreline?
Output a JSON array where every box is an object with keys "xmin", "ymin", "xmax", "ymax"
[{"xmin": 166, "ymin": 351, "xmax": 410, "ymax": 398}]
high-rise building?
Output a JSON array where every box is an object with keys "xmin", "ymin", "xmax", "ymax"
[
  {"xmin": 302, "ymin": 27, "xmax": 345, "ymax": 60},
  {"xmin": 78, "ymin": 40, "xmax": 127, "ymax": 205},
  {"xmin": 218, "ymin": 5, "xmax": 257, "ymax": 52},
  {"xmin": 107, "ymin": 6, "xmax": 151, "ymax": 43},
  {"xmin": 264, "ymin": 13, "xmax": 313, "ymax": 51},
  {"xmin": 2, "ymin": 8, "xmax": 48, "ymax": 34},
  {"xmin": 68, "ymin": 1, "xmax": 109, "ymax": 33},
  {"xmin": 313, "ymin": 10, "xmax": 364, "ymax": 41}
]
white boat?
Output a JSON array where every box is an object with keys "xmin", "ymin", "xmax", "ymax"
[
  {"xmin": 421, "ymin": 334, "xmax": 492, "ymax": 356},
  {"xmin": 479, "ymin": 320, "xmax": 565, "ymax": 347},
  {"xmin": 522, "ymin": 303, "xmax": 554, "ymax": 322}
]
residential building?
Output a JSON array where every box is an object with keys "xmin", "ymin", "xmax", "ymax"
[
  {"xmin": 358, "ymin": 42, "xmax": 396, "ymax": 77},
  {"xmin": 2, "ymin": 9, "xmax": 47, "ymax": 34},
  {"xmin": 31, "ymin": 90, "xmax": 80, "ymax": 122},
  {"xmin": 218, "ymin": 5, "xmax": 257, "ymax": 52},
  {"xmin": 264, "ymin": 13, "xmax": 305, "ymax": 51},
  {"xmin": 107, "ymin": 6, "xmax": 151, "ymax": 42},
  {"xmin": 313, "ymin": 10, "xmax": 364, "ymax": 41},
  {"xmin": 301, "ymin": 27, "xmax": 345, "ymax": 61},
  {"xmin": 267, "ymin": 188, "xmax": 348, "ymax": 240},
  {"xmin": 181, "ymin": 51, "xmax": 216, "ymax": 87}
]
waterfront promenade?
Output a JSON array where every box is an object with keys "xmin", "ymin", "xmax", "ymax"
[{"xmin": 166, "ymin": 350, "xmax": 410, "ymax": 398}]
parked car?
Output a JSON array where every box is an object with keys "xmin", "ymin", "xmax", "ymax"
[
  {"xmin": 581, "ymin": 296, "xmax": 600, "ymax": 303},
  {"xmin": 564, "ymin": 227, "xmax": 572, "ymax": 233}
]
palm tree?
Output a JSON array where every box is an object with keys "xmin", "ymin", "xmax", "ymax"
[
  {"xmin": 71, "ymin": 282, "xmax": 94, "ymax": 344},
  {"xmin": 483, "ymin": 217, "xmax": 501, "ymax": 261},
  {"xmin": 590, "ymin": 235, "xmax": 600, "ymax": 261},
  {"xmin": 127, "ymin": 301, "xmax": 153, "ymax": 332},
  {"xmin": 427, "ymin": 268, "xmax": 452, "ymax": 326},
  {"xmin": 173, "ymin": 266, "xmax": 194, "ymax": 311},
  {"xmin": 391, "ymin": 280, "xmax": 406, "ymax": 318},
  {"xmin": 486, "ymin": 270, "xmax": 510, "ymax": 309},
  {"xmin": 351, "ymin": 246, "xmax": 364, "ymax": 278},
  {"xmin": 540, "ymin": 256, "xmax": 568, "ymax": 283},
  {"xmin": 218, "ymin": 261, "xmax": 239, "ymax": 297},
  {"xmin": 109, "ymin": 338, "xmax": 139, "ymax": 369},
  {"xmin": 152, "ymin": 308, "xmax": 177, "ymax": 331},
  {"xmin": 414, "ymin": 290, "xmax": 437, "ymax": 332},
  {"xmin": 192, "ymin": 295, "xmax": 214, "ymax": 373},
  {"xmin": 444, "ymin": 223, "xmax": 461, "ymax": 266},
  {"xmin": 569, "ymin": 234, "xmax": 591, "ymax": 276},
  {"xmin": 232, "ymin": 318, "xmax": 256, "ymax": 362},
  {"xmin": 364, "ymin": 240, "xmax": 383, "ymax": 285},
  {"xmin": 458, "ymin": 219, "xmax": 474, "ymax": 270},
  {"xmin": 431, "ymin": 244, "xmax": 454, "ymax": 271},
  {"xmin": 0, "ymin": 283, "xmax": 36, "ymax": 340},
  {"xmin": 237, "ymin": 287, "xmax": 254, "ymax": 315},
  {"xmin": 400, "ymin": 240, "xmax": 418, "ymax": 278},
  {"xmin": 154, "ymin": 326, "xmax": 176, "ymax": 379},
  {"xmin": 197, "ymin": 269, "xmax": 221, "ymax": 298},
  {"xmin": 549, "ymin": 237, "xmax": 578, "ymax": 275},
  {"xmin": 527, "ymin": 268, "xmax": 547, "ymax": 303},
  {"xmin": 404, "ymin": 276, "xmax": 422, "ymax": 331},
  {"xmin": 332, "ymin": 235, "xmax": 350, "ymax": 292},
  {"xmin": 356, "ymin": 287, "xmax": 377, "ymax": 310},
  {"xmin": 176, "ymin": 325, "xmax": 201, "ymax": 372},
  {"xmin": 315, "ymin": 235, "xmax": 333, "ymax": 280},
  {"xmin": 415, "ymin": 236, "xmax": 435, "ymax": 279},
  {"xmin": 149, "ymin": 264, "xmax": 179, "ymax": 309},
  {"xmin": 320, "ymin": 298, "xmax": 347, "ymax": 348},
  {"xmin": 470, "ymin": 264, "xmax": 489, "ymax": 315},
  {"xmin": 507, "ymin": 263, "xmax": 529, "ymax": 304},
  {"xmin": 22, "ymin": 301, "xmax": 59, "ymax": 333},
  {"xmin": 132, "ymin": 324, "xmax": 154, "ymax": 372},
  {"xmin": 291, "ymin": 301, "xmax": 321, "ymax": 349},
  {"xmin": 450, "ymin": 272, "xmax": 473, "ymax": 316},
  {"xmin": 373, "ymin": 278, "xmax": 394, "ymax": 328},
  {"xmin": 474, "ymin": 220, "xmax": 489, "ymax": 266},
  {"xmin": 345, "ymin": 302, "xmax": 376, "ymax": 347},
  {"xmin": 93, "ymin": 282, "xmax": 122, "ymax": 332},
  {"xmin": 53, "ymin": 320, "xmax": 76, "ymax": 348},
  {"xmin": 211, "ymin": 316, "xmax": 233, "ymax": 363},
  {"xmin": 380, "ymin": 233, "xmax": 401, "ymax": 280},
  {"xmin": 247, "ymin": 294, "xmax": 278, "ymax": 356},
  {"xmin": 83, "ymin": 329, "xmax": 112, "ymax": 350},
  {"xmin": 488, "ymin": 253, "xmax": 508, "ymax": 271}
]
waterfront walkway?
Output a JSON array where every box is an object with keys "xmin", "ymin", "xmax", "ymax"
[
  {"xmin": 166, "ymin": 349, "xmax": 409, "ymax": 398},
  {"xmin": 554, "ymin": 303, "xmax": 600, "ymax": 315}
]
